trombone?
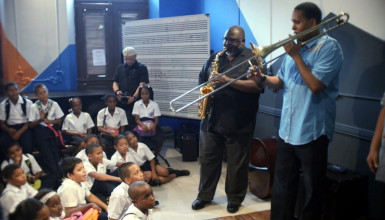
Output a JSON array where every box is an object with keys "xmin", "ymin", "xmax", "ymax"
[{"xmin": 169, "ymin": 12, "xmax": 349, "ymax": 114}]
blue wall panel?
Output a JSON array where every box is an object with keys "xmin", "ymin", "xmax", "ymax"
[{"xmin": 23, "ymin": 44, "xmax": 78, "ymax": 92}]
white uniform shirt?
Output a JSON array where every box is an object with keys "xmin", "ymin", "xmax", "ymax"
[
  {"xmin": 108, "ymin": 182, "xmax": 131, "ymax": 220},
  {"xmin": 121, "ymin": 204, "xmax": 153, "ymax": 220},
  {"xmin": 127, "ymin": 143, "xmax": 155, "ymax": 166},
  {"xmin": 110, "ymin": 151, "xmax": 131, "ymax": 171},
  {"xmin": 132, "ymin": 100, "xmax": 161, "ymax": 119},
  {"xmin": 57, "ymin": 178, "xmax": 91, "ymax": 208},
  {"xmin": 1, "ymin": 154, "xmax": 42, "ymax": 175},
  {"xmin": 0, "ymin": 95, "xmax": 32, "ymax": 125},
  {"xmin": 62, "ymin": 112, "xmax": 94, "ymax": 133},
  {"xmin": 0, "ymin": 183, "xmax": 38, "ymax": 219},
  {"xmin": 96, "ymin": 107, "xmax": 128, "ymax": 129},
  {"xmin": 29, "ymin": 100, "xmax": 64, "ymax": 126},
  {"xmin": 83, "ymin": 159, "xmax": 116, "ymax": 190},
  {"xmin": 75, "ymin": 149, "xmax": 107, "ymax": 161}
]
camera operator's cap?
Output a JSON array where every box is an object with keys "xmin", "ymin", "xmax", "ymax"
[{"xmin": 122, "ymin": 46, "xmax": 137, "ymax": 56}]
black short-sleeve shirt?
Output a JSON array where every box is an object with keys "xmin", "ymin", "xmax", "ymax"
[
  {"xmin": 113, "ymin": 61, "xmax": 149, "ymax": 96},
  {"xmin": 199, "ymin": 48, "xmax": 260, "ymax": 135}
]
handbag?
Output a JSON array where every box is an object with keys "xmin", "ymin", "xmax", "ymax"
[
  {"xmin": 134, "ymin": 120, "xmax": 156, "ymax": 137},
  {"xmin": 63, "ymin": 208, "xmax": 99, "ymax": 220}
]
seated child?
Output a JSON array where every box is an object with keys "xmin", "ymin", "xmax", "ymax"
[
  {"xmin": 121, "ymin": 181, "xmax": 155, "ymax": 220},
  {"xmin": 0, "ymin": 164, "xmax": 38, "ymax": 219},
  {"xmin": 8, "ymin": 198, "xmax": 49, "ymax": 220},
  {"xmin": 34, "ymin": 188, "xmax": 101, "ymax": 220},
  {"xmin": 62, "ymin": 97, "xmax": 94, "ymax": 156},
  {"xmin": 132, "ymin": 85, "xmax": 164, "ymax": 156},
  {"xmin": 108, "ymin": 162, "xmax": 144, "ymax": 220},
  {"xmin": 110, "ymin": 135, "xmax": 130, "ymax": 171},
  {"xmin": 83, "ymin": 143, "xmax": 122, "ymax": 203},
  {"xmin": 125, "ymin": 131, "xmax": 177, "ymax": 185},
  {"xmin": 0, "ymin": 81, "xmax": 34, "ymax": 161},
  {"xmin": 97, "ymin": 94, "xmax": 128, "ymax": 158},
  {"xmin": 1, "ymin": 141, "xmax": 43, "ymax": 190},
  {"xmin": 57, "ymin": 157, "xmax": 108, "ymax": 216},
  {"xmin": 29, "ymin": 83, "xmax": 64, "ymax": 189},
  {"xmin": 75, "ymin": 134, "xmax": 107, "ymax": 161}
]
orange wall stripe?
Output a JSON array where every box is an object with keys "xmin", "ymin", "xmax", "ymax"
[{"xmin": 1, "ymin": 24, "xmax": 38, "ymax": 90}]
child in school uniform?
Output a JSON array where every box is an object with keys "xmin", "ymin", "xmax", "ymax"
[
  {"xmin": 1, "ymin": 141, "xmax": 44, "ymax": 190},
  {"xmin": 29, "ymin": 83, "xmax": 64, "ymax": 189},
  {"xmin": 8, "ymin": 198, "xmax": 50, "ymax": 220},
  {"xmin": 125, "ymin": 131, "xmax": 179, "ymax": 185},
  {"xmin": 34, "ymin": 188, "xmax": 101, "ymax": 220},
  {"xmin": 97, "ymin": 94, "xmax": 128, "ymax": 158},
  {"xmin": 0, "ymin": 163, "xmax": 38, "ymax": 219},
  {"xmin": 108, "ymin": 162, "xmax": 145, "ymax": 220},
  {"xmin": 83, "ymin": 143, "xmax": 122, "ymax": 203},
  {"xmin": 62, "ymin": 97, "xmax": 94, "ymax": 156},
  {"xmin": 132, "ymin": 85, "xmax": 163, "ymax": 156},
  {"xmin": 75, "ymin": 134, "xmax": 108, "ymax": 161},
  {"xmin": 57, "ymin": 157, "xmax": 108, "ymax": 219},
  {"xmin": 0, "ymin": 81, "xmax": 34, "ymax": 161},
  {"xmin": 121, "ymin": 181, "xmax": 155, "ymax": 220}
]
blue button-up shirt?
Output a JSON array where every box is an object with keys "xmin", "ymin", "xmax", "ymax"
[{"xmin": 277, "ymin": 35, "xmax": 344, "ymax": 145}]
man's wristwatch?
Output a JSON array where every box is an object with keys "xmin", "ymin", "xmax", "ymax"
[{"xmin": 114, "ymin": 89, "xmax": 121, "ymax": 93}]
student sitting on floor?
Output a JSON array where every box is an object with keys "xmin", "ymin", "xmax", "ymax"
[
  {"xmin": 75, "ymin": 134, "xmax": 108, "ymax": 161},
  {"xmin": 108, "ymin": 162, "xmax": 145, "ymax": 220},
  {"xmin": 0, "ymin": 81, "xmax": 34, "ymax": 162},
  {"xmin": 125, "ymin": 131, "xmax": 189, "ymax": 186},
  {"xmin": 121, "ymin": 181, "xmax": 155, "ymax": 220},
  {"xmin": 83, "ymin": 143, "xmax": 122, "ymax": 203},
  {"xmin": 57, "ymin": 157, "xmax": 108, "ymax": 220},
  {"xmin": 62, "ymin": 97, "xmax": 94, "ymax": 156},
  {"xmin": 0, "ymin": 164, "xmax": 38, "ymax": 219},
  {"xmin": 8, "ymin": 198, "xmax": 49, "ymax": 220},
  {"xmin": 1, "ymin": 141, "xmax": 44, "ymax": 190},
  {"xmin": 34, "ymin": 188, "xmax": 101, "ymax": 220},
  {"xmin": 97, "ymin": 94, "xmax": 128, "ymax": 159},
  {"xmin": 29, "ymin": 83, "xmax": 64, "ymax": 189}
]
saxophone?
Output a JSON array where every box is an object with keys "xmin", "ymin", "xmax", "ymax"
[{"xmin": 197, "ymin": 49, "xmax": 226, "ymax": 119}]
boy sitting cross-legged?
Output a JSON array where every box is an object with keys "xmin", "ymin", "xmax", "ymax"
[
  {"xmin": 57, "ymin": 157, "xmax": 108, "ymax": 220},
  {"xmin": 108, "ymin": 162, "xmax": 144, "ymax": 220},
  {"xmin": 121, "ymin": 181, "xmax": 156, "ymax": 220},
  {"xmin": 83, "ymin": 143, "xmax": 122, "ymax": 203},
  {"xmin": 0, "ymin": 163, "xmax": 38, "ymax": 219}
]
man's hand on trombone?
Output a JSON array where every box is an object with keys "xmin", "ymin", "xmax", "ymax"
[
  {"xmin": 210, "ymin": 71, "xmax": 231, "ymax": 86},
  {"xmin": 247, "ymin": 64, "xmax": 265, "ymax": 85}
]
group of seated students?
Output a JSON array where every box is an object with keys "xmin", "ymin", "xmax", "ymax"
[{"xmin": 0, "ymin": 82, "xmax": 190, "ymax": 220}]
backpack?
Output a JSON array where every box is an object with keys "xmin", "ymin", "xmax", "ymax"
[{"xmin": 5, "ymin": 96, "xmax": 28, "ymax": 122}]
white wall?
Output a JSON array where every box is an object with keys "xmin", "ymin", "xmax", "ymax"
[{"xmin": 240, "ymin": 0, "xmax": 385, "ymax": 60}]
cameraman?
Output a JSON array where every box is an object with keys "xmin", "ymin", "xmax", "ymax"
[{"xmin": 112, "ymin": 46, "xmax": 149, "ymax": 130}]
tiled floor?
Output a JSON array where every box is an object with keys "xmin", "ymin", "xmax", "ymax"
[{"xmin": 152, "ymin": 139, "xmax": 271, "ymax": 220}]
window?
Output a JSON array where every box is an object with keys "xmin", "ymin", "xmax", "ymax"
[{"xmin": 75, "ymin": 0, "xmax": 148, "ymax": 90}]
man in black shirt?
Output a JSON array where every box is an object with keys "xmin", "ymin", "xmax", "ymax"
[
  {"xmin": 191, "ymin": 26, "xmax": 263, "ymax": 213},
  {"xmin": 112, "ymin": 47, "xmax": 149, "ymax": 129}
]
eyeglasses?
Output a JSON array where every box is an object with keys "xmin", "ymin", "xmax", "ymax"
[{"xmin": 222, "ymin": 37, "xmax": 244, "ymax": 44}]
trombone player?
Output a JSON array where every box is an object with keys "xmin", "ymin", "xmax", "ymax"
[
  {"xmin": 249, "ymin": 2, "xmax": 344, "ymax": 219},
  {"xmin": 191, "ymin": 25, "xmax": 263, "ymax": 213}
]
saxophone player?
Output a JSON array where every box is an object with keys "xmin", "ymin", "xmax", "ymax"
[{"xmin": 192, "ymin": 25, "xmax": 263, "ymax": 213}]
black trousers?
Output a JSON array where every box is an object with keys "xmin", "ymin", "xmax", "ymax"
[
  {"xmin": 32, "ymin": 125, "xmax": 62, "ymax": 189},
  {"xmin": 271, "ymin": 135, "xmax": 329, "ymax": 220},
  {"xmin": 0, "ymin": 123, "xmax": 34, "ymax": 155},
  {"xmin": 197, "ymin": 130, "xmax": 251, "ymax": 205}
]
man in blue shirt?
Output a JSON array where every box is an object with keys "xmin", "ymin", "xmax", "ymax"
[{"xmin": 249, "ymin": 2, "xmax": 343, "ymax": 220}]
